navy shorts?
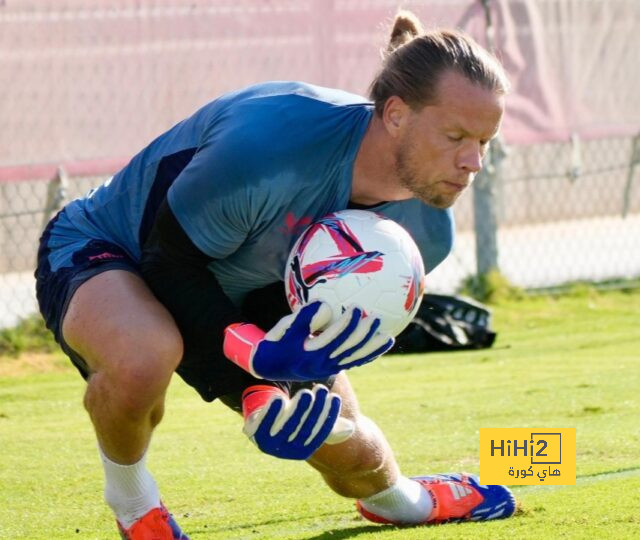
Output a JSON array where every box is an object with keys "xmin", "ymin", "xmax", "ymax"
[
  {"xmin": 35, "ymin": 212, "xmax": 335, "ymax": 403},
  {"xmin": 35, "ymin": 212, "xmax": 139, "ymax": 379}
]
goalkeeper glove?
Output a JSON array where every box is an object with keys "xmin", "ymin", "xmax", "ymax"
[
  {"xmin": 223, "ymin": 301, "xmax": 394, "ymax": 381},
  {"xmin": 241, "ymin": 384, "xmax": 354, "ymax": 460}
]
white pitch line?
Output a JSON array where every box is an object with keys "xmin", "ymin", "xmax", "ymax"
[{"xmin": 512, "ymin": 466, "xmax": 640, "ymax": 494}]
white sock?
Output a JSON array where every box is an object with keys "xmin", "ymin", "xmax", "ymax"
[
  {"xmin": 359, "ymin": 475, "xmax": 433, "ymax": 524},
  {"xmin": 98, "ymin": 445, "xmax": 161, "ymax": 529}
]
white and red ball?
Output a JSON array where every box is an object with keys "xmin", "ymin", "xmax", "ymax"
[{"xmin": 284, "ymin": 209, "xmax": 425, "ymax": 337}]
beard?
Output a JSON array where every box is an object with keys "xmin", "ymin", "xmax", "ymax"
[
  {"xmin": 394, "ymin": 144, "xmax": 453, "ymax": 209},
  {"xmin": 394, "ymin": 142, "xmax": 465, "ymax": 209}
]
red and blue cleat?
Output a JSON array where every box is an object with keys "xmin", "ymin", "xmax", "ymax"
[
  {"xmin": 357, "ymin": 473, "xmax": 516, "ymax": 525},
  {"xmin": 117, "ymin": 504, "xmax": 189, "ymax": 540}
]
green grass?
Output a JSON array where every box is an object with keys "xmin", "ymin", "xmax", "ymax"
[{"xmin": 1, "ymin": 288, "xmax": 639, "ymax": 539}]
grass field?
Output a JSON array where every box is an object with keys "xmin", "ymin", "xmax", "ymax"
[{"xmin": 1, "ymin": 287, "xmax": 639, "ymax": 539}]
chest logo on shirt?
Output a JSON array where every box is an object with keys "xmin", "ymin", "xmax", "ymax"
[{"xmin": 280, "ymin": 212, "xmax": 313, "ymax": 238}]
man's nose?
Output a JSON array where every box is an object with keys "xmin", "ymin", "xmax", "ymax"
[{"xmin": 457, "ymin": 144, "xmax": 483, "ymax": 173}]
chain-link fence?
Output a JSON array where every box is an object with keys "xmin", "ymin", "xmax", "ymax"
[{"xmin": 1, "ymin": 0, "xmax": 639, "ymax": 328}]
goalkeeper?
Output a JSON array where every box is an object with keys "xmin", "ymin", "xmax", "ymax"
[{"xmin": 35, "ymin": 10, "xmax": 515, "ymax": 539}]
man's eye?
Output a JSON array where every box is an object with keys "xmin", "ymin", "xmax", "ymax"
[{"xmin": 447, "ymin": 135, "xmax": 462, "ymax": 142}]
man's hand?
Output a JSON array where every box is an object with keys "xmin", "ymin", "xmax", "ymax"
[
  {"xmin": 224, "ymin": 301, "xmax": 394, "ymax": 381},
  {"xmin": 241, "ymin": 384, "xmax": 355, "ymax": 460}
]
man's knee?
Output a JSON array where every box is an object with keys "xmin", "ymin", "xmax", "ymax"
[
  {"xmin": 110, "ymin": 324, "xmax": 183, "ymax": 379},
  {"xmin": 117, "ymin": 335, "xmax": 181, "ymax": 386},
  {"xmin": 62, "ymin": 270, "xmax": 184, "ymax": 391},
  {"xmin": 91, "ymin": 327, "xmax": 183, "ymax": 410}
]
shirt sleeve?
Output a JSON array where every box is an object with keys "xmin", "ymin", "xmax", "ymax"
[{"xmin": 166, "ymin": 129, "xmax": 263, "ymax": 260}]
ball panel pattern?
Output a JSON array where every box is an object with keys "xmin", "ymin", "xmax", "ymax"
[{"xmin": 284, "ymin": 210, "xmax": 425, "ymax": 336}]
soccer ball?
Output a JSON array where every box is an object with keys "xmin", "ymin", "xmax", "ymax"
[{"xmin": 284, "ymin": 209, "xmax": 425, "ymax": 337}]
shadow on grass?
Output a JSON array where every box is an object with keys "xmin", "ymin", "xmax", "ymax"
[
  {"xmin": 188, "ymin": 524, "xmax": 394, "ymax": 539},
  {"xmin": 302, "ymin": 524, "xmax": 395, "ymax": 539},
  {"xmin": 184, "ymin": 510, "xmax": 394, "ymax": 539}
]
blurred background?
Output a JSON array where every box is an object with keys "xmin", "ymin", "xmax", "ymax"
[{"xmin": 1, "ymin": 0, "xmax": 639, "ymax": 328}]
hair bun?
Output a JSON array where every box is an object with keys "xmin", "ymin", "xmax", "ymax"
[{"xmin": 387, "ymin": 10, "xmax": 424, "ymax": 54}]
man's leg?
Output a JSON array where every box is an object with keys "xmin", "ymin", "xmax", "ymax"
[
  {"xmin": 61, "ymin": 270, "xmax": 187, "ymax": 537},
  {"xmin": 306, "ymin": 372, "xmax": 399, "ymax": 497},
  {"xmin": 308, "ymin": 372, "xmax": 516, "ymax": 525},
  {"xmin": 307, "ymin": 372, "xmax": 435, "ymax": 524}
]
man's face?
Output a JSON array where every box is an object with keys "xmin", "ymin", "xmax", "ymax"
[{"xmin": 393, "ymin": 70, "xmax": 505, "ymax": 208}]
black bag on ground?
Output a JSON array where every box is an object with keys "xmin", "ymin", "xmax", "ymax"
[{"xmin": 391, "ymin": 294, "xmax": 497, "ymax": 354}]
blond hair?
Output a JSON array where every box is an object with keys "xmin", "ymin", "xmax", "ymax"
[{"xmin": 369, "ymin": 10, "xmax": 509, "ymax": 115}]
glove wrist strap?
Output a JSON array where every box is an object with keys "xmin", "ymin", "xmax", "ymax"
[
  {"xmin": 223, "ymin": 323, "xmax": 266, "ymax": 376},
  {"xmin": 241, "ymin": 385, "xmax": 288, "ymax": 420}
]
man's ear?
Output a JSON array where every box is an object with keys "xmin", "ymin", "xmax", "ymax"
[{"xmin": 382, "ymin": 95, "xmax": 409, "ymax": 138}]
